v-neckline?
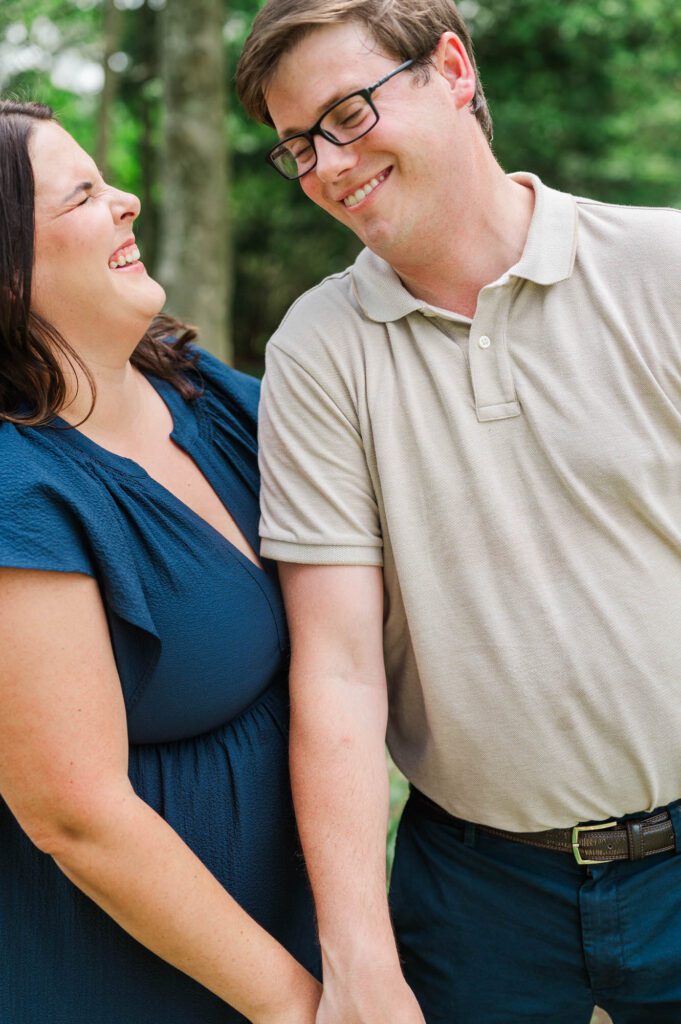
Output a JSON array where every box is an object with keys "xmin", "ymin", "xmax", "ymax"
[{"xmin": 48, "ymin": 373, "xmax": 266, "ymax": 576}]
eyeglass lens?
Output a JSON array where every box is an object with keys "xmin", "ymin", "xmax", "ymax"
[{"xmin": 271, "ymin": 94, "xmax": 378, "ymax": 179}]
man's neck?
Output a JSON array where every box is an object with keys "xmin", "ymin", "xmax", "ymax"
[{"xmin": 392, "ymin": 170, "xmax": 535, "ymax": 320}]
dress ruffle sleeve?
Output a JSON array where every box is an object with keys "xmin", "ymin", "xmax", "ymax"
[{"xmin": 0, "ymin": 422, "xmax": 161, "ymax": 709}]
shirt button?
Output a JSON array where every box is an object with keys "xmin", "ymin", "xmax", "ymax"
[{"xmin": 478, "ymin": 335, "xmax": 492, "ymax": 349}]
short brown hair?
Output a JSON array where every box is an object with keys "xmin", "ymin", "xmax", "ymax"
[
  {"xmin": 236, "ymin": 0, "xmax": 493, "ymax": 143},
  {"xmin": 0, "ymin": 100, "xmax": 200, "ymax": 427}
]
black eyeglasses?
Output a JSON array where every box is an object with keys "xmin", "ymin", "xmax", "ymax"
[{"xmin": 267, "ymin": 58, "xmax": 416, "ymax": 181}]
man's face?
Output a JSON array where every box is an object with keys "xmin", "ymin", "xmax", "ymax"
[{"xmin": 265, "ymin": 22, "xmax": 476, "ymax": 267}]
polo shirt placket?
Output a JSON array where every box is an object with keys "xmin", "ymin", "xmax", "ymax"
[{"xmin": 468, "ymin": 282, "xmax": 521, "ymax": 423}]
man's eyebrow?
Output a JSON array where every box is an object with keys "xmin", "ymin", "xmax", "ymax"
[
  {"xmin": 61, "ymin": 180, "xmax": 93, "ymax": 204},
  {"xmin": 278, "ymin": 84, "xmax": 363, "ymax": 138}
]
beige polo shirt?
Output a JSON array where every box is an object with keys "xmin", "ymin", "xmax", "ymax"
[{"xmin": 259, "ymin": 173, "xmax": 681, "ymax": 832}]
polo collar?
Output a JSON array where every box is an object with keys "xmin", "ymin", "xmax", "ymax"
[
  {"xmin": 351, "ymin": 172, "xmax": 579, "ymax": 324},
  {"xmin": 508, "ymin": 172, "xmax": 578, "ymax": 286}
]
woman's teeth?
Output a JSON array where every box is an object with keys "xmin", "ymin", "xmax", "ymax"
[
  {"xmin": 343, "ymin": 171, "xmax": 388, "ymax": 208},
  {"xmin": 109, "ymin": 244, "xmax": 140, "ymax": 269}
]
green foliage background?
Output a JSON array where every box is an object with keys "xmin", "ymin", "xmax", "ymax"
[{"xmin": 2, "ymin": 0, "xmax": 679, "ymax": 373}]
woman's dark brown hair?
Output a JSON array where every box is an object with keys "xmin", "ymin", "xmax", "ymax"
[{"xmin": 0, "ymin": 100, "xmax": 200, "ymax": 427}]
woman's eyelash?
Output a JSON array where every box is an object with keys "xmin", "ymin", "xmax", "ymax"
[{"xmin": 77, "ymin": 195, "xmax": 92, "ymax": 206}]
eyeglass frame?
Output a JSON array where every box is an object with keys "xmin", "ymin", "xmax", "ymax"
[{"xmin": 266, "ymin": 57, "xmax": 417, "ymax": 180}]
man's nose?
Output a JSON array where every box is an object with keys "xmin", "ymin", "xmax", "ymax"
[{"xmin": 313, "ymin": 135, "xmax": 360, "ymax": 183}]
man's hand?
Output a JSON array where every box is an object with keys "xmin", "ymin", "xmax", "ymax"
[{"xmin": 316, "ymin": 963, "xmax": 426, "ymax": 1024}]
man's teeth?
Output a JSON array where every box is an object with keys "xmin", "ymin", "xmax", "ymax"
[
  {"xmin": 109, "ymin": 244, "xmax": 140, "ymax": 269},
  {"xmin": 343, "ymin": 172, "xmax": 387, "ymax": 208}
]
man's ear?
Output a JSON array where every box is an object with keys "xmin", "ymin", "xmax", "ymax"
[{"xmin": 433, "ymin": 31, "xmax": 476, "ymax": 110}]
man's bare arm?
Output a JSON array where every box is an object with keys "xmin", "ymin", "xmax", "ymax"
[{"xmin": 280, "ymin": 563, "xmax": 425, "ymax": 1024}]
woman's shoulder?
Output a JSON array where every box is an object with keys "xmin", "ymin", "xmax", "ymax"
[
  {"xmin": 0, "ymin": 418, "xmax": 160, "ymax": 689},
  {"xmin": 0, "ymin": 419, "xmax": 91, "ymax": 494},
  {"xmin": 0, "ymin": 420, "xmax": 98, "ymax": 575}
]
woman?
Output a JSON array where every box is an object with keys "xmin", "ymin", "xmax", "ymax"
[{"xmin": 0, "ymin": 100, "xmax": 320, "ymax": 1024}]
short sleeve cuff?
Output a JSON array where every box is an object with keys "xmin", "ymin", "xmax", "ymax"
[
  {"xmin": 0, "ymin": 556, "xmax": 95, "ymax": 577},
  {"xmin": 260, "ymin": 539, "xmax": 384, "ymax": 566}
]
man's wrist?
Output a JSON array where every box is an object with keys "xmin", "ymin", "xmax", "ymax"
[{"xmin": 320, "ymin": 928, "xmax": 403, "ymax": 980}]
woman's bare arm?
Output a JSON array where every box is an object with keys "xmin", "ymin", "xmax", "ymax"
[{"xmin": 0, "ymin": 567, "xmax": 320, "ymax": 1024}]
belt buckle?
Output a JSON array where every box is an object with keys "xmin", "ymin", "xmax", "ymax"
[{"xmin": 571, "ymin": 820, "xmax": 618, "ymax": 865}]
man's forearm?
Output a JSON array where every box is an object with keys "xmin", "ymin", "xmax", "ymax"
[
  {"xmin": 289, "ymin": 666, "xmax": 398, "ymax": 966},
  {"xmin": 281, "ymin": 563, "xmax": 425, "ymax": 1024}
]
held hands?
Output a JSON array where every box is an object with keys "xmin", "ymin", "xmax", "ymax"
[{"xmin": 315, "ymin": 965, "xmax": 426, "ymax": 1024}]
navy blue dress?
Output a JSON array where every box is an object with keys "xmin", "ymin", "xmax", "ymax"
[{"xmin": 0, "ymin": 350, "xmax": 319, "ymax": 1023}]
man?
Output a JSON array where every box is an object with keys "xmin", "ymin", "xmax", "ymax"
[{"xmin": 236, "ymin": 2, "xmax": 681, "ymax": 1021}]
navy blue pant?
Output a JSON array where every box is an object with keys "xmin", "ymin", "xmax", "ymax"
[{"xmin": 389, "ymin": 791, "xmax": 681, "ymax": 1023}]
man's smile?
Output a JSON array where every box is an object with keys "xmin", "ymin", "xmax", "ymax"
[{"xmin": 340, "ymin": 167, "xmax": 392, "ymax": 208}]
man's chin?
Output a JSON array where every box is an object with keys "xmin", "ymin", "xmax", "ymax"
[{"xmin": 361, "ymin": 226, "xmax": 407, "ymax": 264}]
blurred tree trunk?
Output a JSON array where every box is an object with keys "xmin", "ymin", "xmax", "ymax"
[
  {"xmin": 96, "ymin": 0, "xmax": 122, "ymax": 178},
  {"xmin": 157, "ymin": 0, "xmax": 231, "ymax": 363},
  {"xmin": 131, "ymin": 1, "xmax": 161, "ymax": 274}
]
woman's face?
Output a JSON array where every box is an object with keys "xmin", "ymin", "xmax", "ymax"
[{"xmin": 29, "ymin": 121, "xmax": 166, "ymax": 346}]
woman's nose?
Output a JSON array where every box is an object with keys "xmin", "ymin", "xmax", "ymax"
[{"xmin": 111, "ymin": 188, "xmax": 141, "ymax": 223}]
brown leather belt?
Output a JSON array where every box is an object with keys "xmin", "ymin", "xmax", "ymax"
[{"xmin": 410, "ymin": 788, "xmax": 677, "ymax": 865}]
